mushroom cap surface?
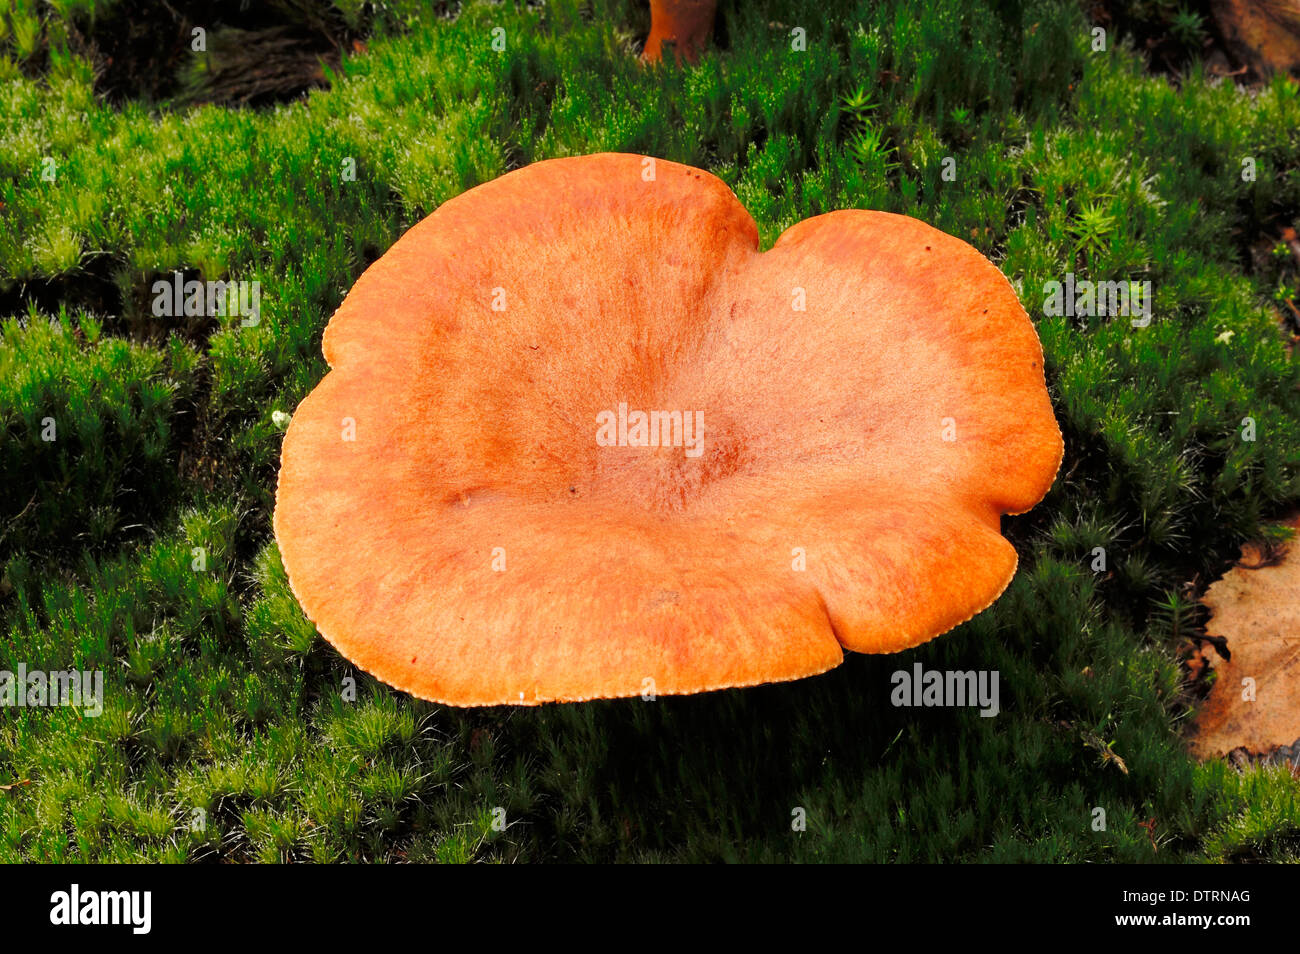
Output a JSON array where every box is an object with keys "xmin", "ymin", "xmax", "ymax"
[{"xmin": 274, "ymin": 153, "xmax": 1063, "ymax": 706}]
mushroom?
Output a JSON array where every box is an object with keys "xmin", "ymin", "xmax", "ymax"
[
  {"xmin": 274, "ymin": 153, "xmax": 1063, "ymax": 707},
  {"xmin": 642, "ymin": 0, "xmax": 719, "ymax": 65}
]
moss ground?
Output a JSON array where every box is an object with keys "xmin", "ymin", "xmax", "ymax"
[{"xmin": 2, "ymin": 0, "xmax": 1299, "ymax": 862}]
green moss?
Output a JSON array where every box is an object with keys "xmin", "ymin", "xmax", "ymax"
[{"xmin": 1, "ymin": 0, "xmax": 1298, "ymax": 862}]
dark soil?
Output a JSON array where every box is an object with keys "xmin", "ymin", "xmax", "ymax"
[{"xmin": 32, "ymin": 0, "xmax": 361, "ymax": 107}]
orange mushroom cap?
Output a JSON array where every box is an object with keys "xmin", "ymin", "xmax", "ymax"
[
  {"xmin": 273, "ymin": 153, "xmax": 1063, "ymax": 706},
  {"xmin": 641, "ymin": 0, "xmax": 719, "ymax": 65}
]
